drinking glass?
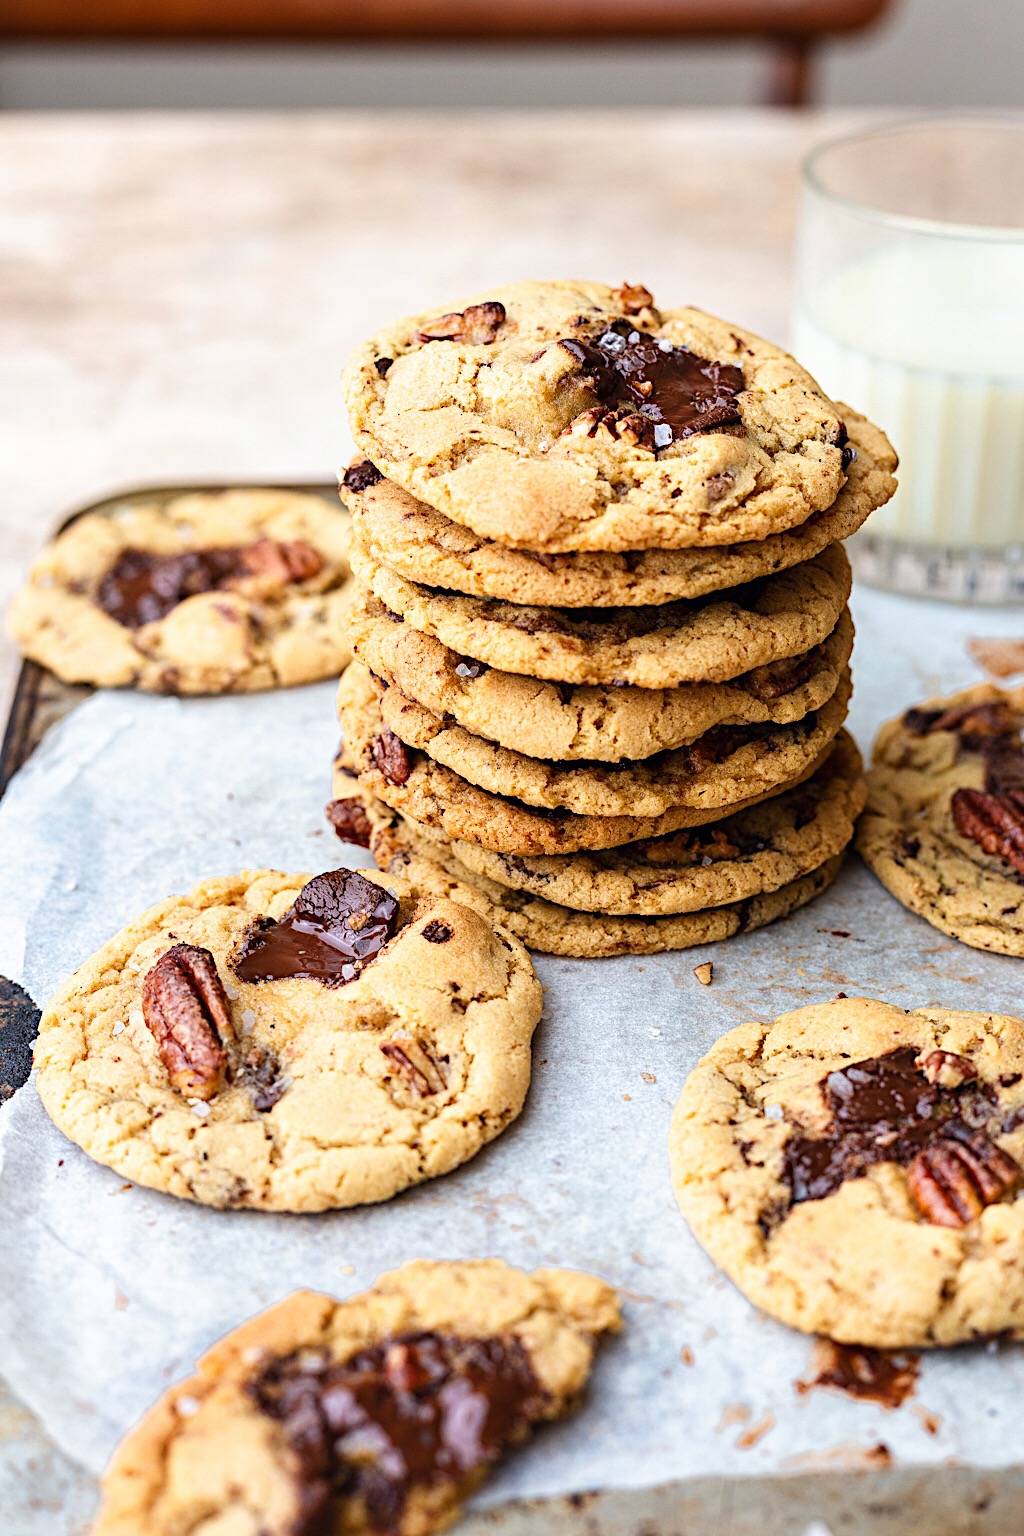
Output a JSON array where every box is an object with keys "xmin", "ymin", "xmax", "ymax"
[{"xmin": 792, "ymin": 117, "xmax": 1024, "ymax": 601}]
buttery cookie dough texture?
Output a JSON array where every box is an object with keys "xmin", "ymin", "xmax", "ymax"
[
  {"xmin": 91, "ymin": 1259, "xmax": 621, "ymax": 1536},
  {"xmin": 8, "ymin": 488, "xmax": 354, "ymax": 693},
  {"xmin": 859, "ymin": 684, "xmax": 1024, "ymax": 956},
  {"xmin": 34, "ymin": 867, "xmax": 541, "ymax": 1211},
  {"xmin": 343, "ymin": 279, "xmax": 851, "ymax": 553},
  {"xmin": 670, "ymin": 996, "xmax": 1024, "ymax": 1347}
]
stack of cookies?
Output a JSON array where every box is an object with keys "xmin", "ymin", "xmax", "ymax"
[{"xmin": 329, "ymin": 281, "xmax": 897, "ymax": 957}]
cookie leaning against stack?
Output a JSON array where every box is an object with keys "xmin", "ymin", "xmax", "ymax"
[{"xmin": 331, "ymin": 280, "xmax": 897, "ymax": 956}]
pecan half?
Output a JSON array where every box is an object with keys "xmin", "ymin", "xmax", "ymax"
[
  {"xmin": 325, "ymin": 796, "xmax": 372, "ymax": 848},
  {"xmin": 614, "ymin": 281, "xmax": 655, "ymax": 315},
  {"xmin": 371, "ymin": 727, "xmax": 412, "ymax": 786},
  {"xmin": 915, "ymin": 1049, "xmax": 976, "ymax": 1089},
  {"xmin": 381, "ymin": 1039, "xmax": 447, "ymax": 1096},
  {"xmin": 142, "ymin": 943, "xmax": 233, "ymax": 1100},
  {"xmin": 559, "ymin": 405, "xmax": 656, "ymax": 450},
  {"xmin": 907, "ymin": 1130, "xmax": 1021, "ymax": 1227},
  {"xmin": 416, "ymin": 301, "xmax": 506, "ymax": 346},
  {"xmin": 240, "ymin": 537, "xmax": 323, "ymax": 584},
  {"xmin": 951, "ymin": 786, "xmax": 1024, "ymax": 877}
]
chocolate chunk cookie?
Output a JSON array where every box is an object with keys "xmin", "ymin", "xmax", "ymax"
[
  {"xmin": 351, "ymin": 593, "xmax": 853, "ymax": 763},
  {"xmin": 670, "ymin": 996, "xmax": 1024, "ymax": 1347},
  {"xmin": 337, "ymin": 661, "xmax": 847, "ymax": 855},
  {"xmin": 349, "ymin": 540, "xmax": 851, "ymax": 689},
  {"xmin": 34, "ymin": 868, "xmax": 541, "ymax": 1211},
  {"xmin": 91, "ymin": 1259, "xmax": 619, "ymax": 1536},
  {"xmin": 341, "ymin": 409, "xmax": 896, "ymax": 607},
  {"xmin": 8, "ymin": 488, "xmax": 354, "ymax": 693},
  {"xmin": 858, "ymin": 684, "xmax": 1024, "ymax": 956},
  {"xmin": 343, "ymin": 280, "xmax": 851, "ymax": 553}
]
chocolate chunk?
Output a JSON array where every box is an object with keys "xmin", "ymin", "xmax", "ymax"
[
  {"xmin": 253, "ymin": 1330, "xmax": 548, "ymax": 1532},
  {"xmin": 371, "ymin": 728, "xmax": 412, "ymax": 786},
  {"xmin": 97, "ymin": 546, "xmax": 247, "ymax": 629},
  {"xmin": 798, "ymin": 1339, "xmax": 919, "ymax": 1409},
  {"xmin": 374, "ymin": 358, "xmax": 393, "ymax": 376},
  {"xmin": 325, "ymin": 797, "xmax": 373, "ymax": 849},
  {"xmin": 454, "ymin": 656, "xmax": 487, "ymax": 680},
  {"xmin": 0, "ymin": 975, "xmax": 39, "ymax": 1102},
  {"xmin": 233, "ymin": 870, "xmax": 399, "ymax": 987},
  {"xmin": 242, "ymin": 1045, "xmax": 289, "ymax": 1111},
  {"xmin": 559, "ymin": 326, "xmax": 744, "ymax": 447},
  {"xmin": 342, "ymin": 460, "xmax": 383, "ymax": 494},
  {"xmin": 421, "ymin": 920, "xmax": 452, "ymax": 944},
  {"xmin": 743, "ymin": 643, "xmax": 824, "ymax": 702},
  {"xmin": 782, "ymin": 1046, "xmax": 1011, "ymax": 1221}
]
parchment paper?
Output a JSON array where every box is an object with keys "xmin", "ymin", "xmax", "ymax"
[{"xmin": 3, "ymin": 585, "xmax": 1024, "ymax": 1516}]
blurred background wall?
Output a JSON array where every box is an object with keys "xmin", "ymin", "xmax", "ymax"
[{"xmin": 0, "ymin": 0, "xmax": 1020, "ymax": 110}]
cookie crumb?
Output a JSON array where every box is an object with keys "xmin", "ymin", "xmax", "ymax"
[
  {"xmin": 693, "ymin": 962, "xmax": 713, "ymax": 986},
  {"xmin": 114, "ymin": 1289, "xmax": 129, "ymax": 1311},
  {"xmin": 680, "ymin": 1345, "xmax": 695, "ymax": 1366},
  {"xmin": 736, "ymin": 1411, "xmax": 775, "ymax": 1449},
  {"xmin": 641, "ymin": 1072, "xmax": 656, "ymax": 1084},
  {"xmin": 967, "ymin": 636, "xmax": 1024, "ymax": 678}
]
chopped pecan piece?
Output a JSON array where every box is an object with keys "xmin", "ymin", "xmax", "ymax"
[
  {"xmin": 240, "ymin": 537, "xmax": 323, "ymax": 584},
  {"xmin": 325, "ymin": 796, "xmax": 372, "ymax": 848},
  {"xmin": 907, "ymin": 1130, "xmax": 1021, "ymax": 1227},
  {"xmin": 381, "ymin": 1038, "xmax": 447, "ymax": 1096},
  {"xmin": 142, "ymin": 943, "xmax": 233, "ymax": 1100},
  {"xmin": 916, "ymin": 1049, "xmax": 976, "ymax": 1089},
  {"xmin": 743, "ymin": 644, "xmax": 823, "ymax": 702},
  {"xmin": 416, "ymin": 301, "xmax": 506, "ymax": 346},
  {"xmin": 559, "ymin": 405, "xmax": 656, "ymax": 450},
  {"xmin": 951, "ymin": 787, "xmax": 1024, "ymax": 878},
  {"xmin": 372, "ymin": 727, "xmax": 412, "ymax": 786},
  {"xmin": 614, "ymin": 282, "xmax": 655, "ymax": 315}
]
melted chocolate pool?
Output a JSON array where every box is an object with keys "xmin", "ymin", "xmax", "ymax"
[{"xmin": 233, "ymin": 869, "xmax": 399, "ymax": 987}]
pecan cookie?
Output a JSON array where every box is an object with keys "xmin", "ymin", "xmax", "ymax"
[
  {"xmin": 858, "ymin": 684, "xmax": 1024, "ymax": 956},
  {"xmin": 91, "ymin": 1259, "xmax": 620, "ymax": 1536},
  {"xmin": 669, "ymin": 996, "xmax": 1024, "ymax": 1347},
  {"xmin": 351, "ymin": 590, "xmax": 853, "ymax": 763},
  {"xmin": 349, "ymin": 539, "xmax": 851, "ymax": 690},
  {"xmin": 8, "ymin": 488, "xmax": 354, "ymax": 693},
  {"xmin": 337, "ymin": 661, "xmax": 845, "ymax": 854},
  {"xmin": 342, "ymin": 280, "xmax": 851, "ymax": 553},
  {"xmin": 334, "ymin": 732, "xmax": 862, "ymax": 918},
  {"xmin": 347, "ymin": 786, "xmax": 843, "ymax": 958},
  {"xmin": 357, "ymin": 660, "xmax": 851, "ymax": 820},
  {"xmin": 341, "ymin": 408, "xmax": 896, "ymax": 606},
  {"xmin": 33, "ymin": 868, "xmax": 540, "ymax": 1211}
]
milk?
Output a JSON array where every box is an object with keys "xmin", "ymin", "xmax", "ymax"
[{"xmin": 792, "ymin": 239, "xmax": 1024, "ymax": 550}]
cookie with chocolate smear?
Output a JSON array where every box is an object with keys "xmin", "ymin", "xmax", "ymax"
[
  {"xmin": 343, "ymin": 279, "xmax": 853, "ymax": 553},
  {"xmin": 859, "ymin": 684, "xmax": 1024, "ymax": 956},
  {"xmin": 90, "ymin": 1259, "xmax": 619, "ymax": 1536},
  {"xmin": 34, "ymin": 868, "xmax": 540, "ymax": 1210},
  {"xmin": 670, "ymin": 996, "xmax": 1024, "ymax": 1346},
  {"xmin": 8, "ymin": 488, "xmax": 354, "ymax": 693}
]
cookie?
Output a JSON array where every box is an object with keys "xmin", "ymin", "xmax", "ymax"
[
  {"xmin": 91, "ymin": 1259, "xmax": 620, "ymax": 1536},
  {"xmin": 8, "ymin": 488, "xmax": 354, "ymax": 693},
  {"xmin": 343, "ymin": 280, "xmax": 850, "ymax": 553},
  {"xmin": 349, "ymin": 540, "xmax": 851, "ymax": 690},
  {"xmin": 358, "ymin": 790, "xmax": 844, "ymax": 957},
  {"xmin": 669, "ymin": 996, "xmax": 1024, "ymax": 1347},
  {"xmin": 337, "ymin": 661, "xmax": 846, "ymax": 854},
  {"xmin": 341, "ymin": 409, "xmax": 895, "ymax": 606},
  {"xmin": 356, "ymin": 732, "xmax": 863, "ymax": 917},
  {"xmin": 858, "ymin": 685, "xmax": 1024, "ymax": 957},
  {"xmin": 367, "ymin": 662, "xmax": 852, "ymax": 819},
  {"xmin": 33, "ymin": 868, "xmax": 541, "ymax": 1211},
  {"xmin": 351, "ymin": 589, "xmax": 853, "ymax": 762}
]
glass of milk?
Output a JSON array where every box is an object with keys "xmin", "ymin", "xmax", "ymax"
[{"xmin": 792, "ymin": 118, "xmax": 1024, "ymax": 601}]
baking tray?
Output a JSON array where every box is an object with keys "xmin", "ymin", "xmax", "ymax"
[{"xmin": 3, "ymin": 492, "xmax": 1024, "ymax": 1535}]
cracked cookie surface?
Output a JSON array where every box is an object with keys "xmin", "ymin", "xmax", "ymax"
[
  {"xmin": 34, "ymin": 869, "xmax": 541, "ymax": 1211},
  {"xmin": 351, "ymin": 595, "xmax": 853, "ymax": 764},
  {"xmin": 669, "ymin": 996, "xmax": 1024, "ymax": 1347},
  {"xmin": 344, "ymin": 732, "xmax": 862, "ymax": 917},
  {"xmin": 351, "ymin": 787, "xmax": 843, "ymax": 958},
  {"xmin": 337, "ymin": 661, "xmax": 845, "ymax": 854},
  {"xmin": 349, "ymin": 540, "xmax": 851, "ymax": 690},
  {"xmin": 858, "ymin": 684, "xmax": 1024, "ymax": 956},
  {"xmin": 91, "ymin": 1259, "xmax": 620, "ymax": 1536},
  {"xmin": 341, "ymin": 409, "xmax": 895, "ymax": 606},
  {"xmin": 343, "ymin": 280, "xmax": 849, "ymax": 553},
  {"xmin": 8, "ymin": 488, "xmax": 354, "ymax": 693}
]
